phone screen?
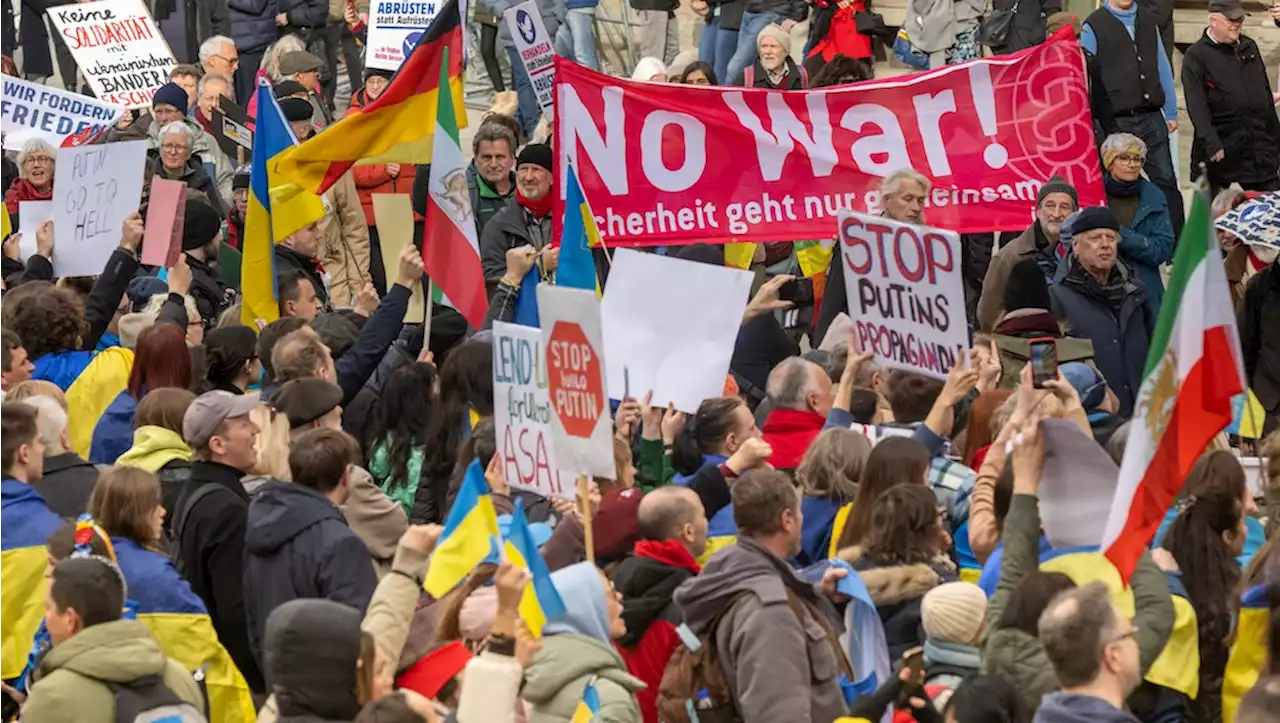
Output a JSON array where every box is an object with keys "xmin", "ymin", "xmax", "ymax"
[
  {"xmin": 1029, "ymin": 339, "xmax": 1058, "ymax": 389},
  {"xmin": 779, "ymin": 278, "xmax": 814, "ymax": 305}
]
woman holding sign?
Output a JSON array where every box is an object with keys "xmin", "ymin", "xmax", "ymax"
[
  {"xmin": 4, "ymin": 140, "xmax": 56, "ymax": 230},
  {"xmin": 152, "ymin": 123, "xmax": 227, "ymax": 217}
]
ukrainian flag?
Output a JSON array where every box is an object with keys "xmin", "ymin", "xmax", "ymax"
[
  {"xmin": 558, "ymin": 163, "xmax": 601, "ymax": 293},
  {"xmin": 240, "ymin": 79, "xmax": 327, "ymax": 327},
  {"xmin": 1223, "ymin": 583, "xmax": 1270, "ymax": 722},
  {"xmin": 1, "ymin": 481, "xmax": 64, "ymax": 679},
  {"xmin": 571, "ymin": 677, "xmax": 602, "ymax": 723},
  {"xmin": 112, "ymin": 537, "xmax": 257, "ymax": 721},
  {"xmin": 502, "ymin": 499, "xmax": 566, "ymax": 638},
  {"xmin": 425, "ymin": 459, "xmax": 500, "ymax": 598}
]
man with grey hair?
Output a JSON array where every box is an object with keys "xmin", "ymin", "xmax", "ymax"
[
  {"xmin": 759, "ymin": 357, "xmax": 833, "ymax": 469},
  {"xmin": 815, "ymin": 168, "xmax": 931, "ymax": 344},
  {"xmin": 469, "ymin": 122, "xmax": 518, "ymax": 236},
  {"xmin": 25, "ymin": 395, "xmax": 98, "ymax": 518},
  {"xmin": 1034, "ymin": 581, "xmax": 1163, "ymax": 722},
  {"xmin": 199, "ymin": 35, "xmax": 239, "ymax": 79},
  {"xmin": 194, "ymin": 74, "xmax": 234, "ymax": 134}
]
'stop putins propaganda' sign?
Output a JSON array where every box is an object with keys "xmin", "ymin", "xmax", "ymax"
[{"xmin": 46, "ymin": 0, "xmax": 177, "ymax": 109}]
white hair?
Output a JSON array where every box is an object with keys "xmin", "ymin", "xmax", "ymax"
[
  {"xmin": 1100, "ymin": 132, "xmax": 1147, "ymax": 160},
  {"xmin": 631, "ymin": 57, "xmax": 667, "ymax": 81},
  {"xmin": 263, "ymin": 34, "xmax": 308, "ymax": 80},
  {"xmin": 158, "ymin": 121, "xmax": 197, "ymax": 147},
  {"xmin": 24, "ymin": 395, "xmax": 68, "ymax": 452},
  {"xmin": 198, "ymin": 72, "xmax": 232, "ymax": 98},
  {"xmin": 766, "ymin": 357, "xmax": 824, "ymax": 410},
  {"xmin": 881, "ymin": 168, "xmax": 931, "ymax": 198},
  {"xmin": 144, "ymin": 293, "xmax": 199, "ymax": 322},
  {"xmin": 198, "ymin": 35, "xmax": 236, "ymax": 67},
  {"xmin": 16, "ymin": 139, "xmax": 56, "ymax": 176}
]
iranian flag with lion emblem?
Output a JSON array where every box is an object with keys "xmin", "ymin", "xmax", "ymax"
[{"xmin": 1102, "ymin": 193, "xmax": 1245, "ymax": 582}]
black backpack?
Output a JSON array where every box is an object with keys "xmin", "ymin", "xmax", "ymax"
[
  {"xmin": 170, "ymin": 484, "xmax": 221, "ymax": 580},
  {"xmin": 104, "ymin": 673, "xmax": 207, "ymax": 722}
]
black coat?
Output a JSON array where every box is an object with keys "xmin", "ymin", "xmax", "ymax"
[
  {"xmin": 990, "ymin": 0, "xmax": 1061, "ymax": 53},
  {"xmin": 33, "ymin": 453, "xmax": 99, "ymax": 519},
  {"xmin": 612, "ymin": 546, "xmax": 697, "ymax": 647},
  {"xmin": 174, "ymin": 460, "xmax": 264, "ymax": 692},
  {"xmin": 739, "ymin": 56, "xmax": 807, "ymax": 89},
  {"xmin": 184, "ymin": 253, "xmax": 230, "ymax": 328},
  {"xmin": 228, "ymin": 0, "xmax": 281, "ymax": 54},
  {"xmin": 276, "ymin": 0, "xmax": 328, "ymax": 35},
  {"xmin": 155, "ymin": 0, "xmax": 232, "ymax": 64},
  {"xmin": 1239, "ymin": 262, "xmax": 1280, "ymax": 418},
  {"xmin": 1182, "ymin": 32, "xmax": 1280, "ymax": 189},
  {"xmin": 275, "ymin": 242, "xmax": 329, "ymax": 307},
  {"xmin": 152, "ymin": 156, "xmax": 227, "ymax": 217},
  {"xmin": 743, "ymin": 0, "xmax": 807, "ymax": 22},
  {"xmin": 244, "ymin": 480, "xmax": 377, "ymax": 667},
  {"xmin": 478, "ymin": 199, "xmax": 552, "ymax": 291}
]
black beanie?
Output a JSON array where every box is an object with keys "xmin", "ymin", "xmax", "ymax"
[
  {"xmin": 516, "ymin": 143, "xmax": 553, "ymax": 173},
  {"xmin": 364, "ymin": 67, "xmax": 394, "ymax": 82},
  {"xmin": 1071, "ymin": 206, "xmax": 1121, "ymax": 235},
  {"xmin": 181, "ymin": 199, "xmax": 223, "ymax": 251},
  {"xmin": 151, "ymin": 82, "xmax": 189, "ymax": 115},
  {"xmin": 1036, "ymin": 175, "xmax": 1078, "ymax": 207},
  {"xmin": 1003, "ymin": 258, "xmax": 1053, "ymax": 313}
]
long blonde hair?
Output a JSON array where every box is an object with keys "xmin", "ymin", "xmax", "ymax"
[
  {"xmin": 796, "ymin": 428, "xmax": 871, "ymax": 501},
  {"xmin": 248, "ymin": 405, "xmax": 291, "ymax": 480},
  {"xmin": 261, "ymin": 34, "xmax": 308, "ymax": 80}
]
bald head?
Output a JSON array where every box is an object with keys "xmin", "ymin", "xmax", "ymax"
[
  {"xmin": 766, "ymin": 357, "xmax": 834, "ymax": 417},
  {"xmin": 638, "ymin": 485, "xmax": 708, "ymax": 559}
]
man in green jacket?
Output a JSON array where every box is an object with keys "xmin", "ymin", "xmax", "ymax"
[{"xmin": 24, "ymin": 558, "xmax": 205, "ymax": 722}]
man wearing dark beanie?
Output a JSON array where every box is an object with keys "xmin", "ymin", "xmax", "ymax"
[
  {"xmin": 1049, "ymin": 205, "xmax": 1152, "ymax": 418},
  {"xmin": 977, "ymin": 176, "xmax": 1079, "ymax": 330},
  {"xmin": 180, "ymin": 197, "xmax": 231, "ymax": 328},
  {"xmin": 478, "ymin": 143, "xmax": 558, "ymax": 292}
]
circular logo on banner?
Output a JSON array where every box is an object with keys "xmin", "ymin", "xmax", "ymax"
[
  {"xmin": 402, "ymin": 31, "xmax": 423, "ymax": 59},
  {"xmin": 547, "ymin": 322, "xmax": 603, "ymax": 438},
  {"xmin": 515, "ymin": 9, "xmax": 538, "ymax": 44}
]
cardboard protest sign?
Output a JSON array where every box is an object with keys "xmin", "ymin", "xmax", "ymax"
[
  {"xmin": 537, "ymin": 285, "xmax": 614, "ymax": 479},
  {"xmin": 493, "ymin": 321, "xmax": 576, "ymax": 499},
  {"xmin": 600, "ymin": 248, "xmax": 753, "ymax": 413},
  {"xmin": 370, "ymin": 194, "xmax": 426, "ymax": 322},
  {"xmin": 46, "ymin": 0, "xmax": 177, "ymax": 109},
  {"xmin": 16, "ymin": 202, "xmax": 54, "ymax": 262},
  {"xmin": 365, "ymin": 0, "xmax": 442, "ymax": 71},
  {"xmin": 51, "ymin": 141, "xmax": 147, "ymax": 277},
  {"xmin": 212, "ymin": 96, "xmax": 254, "ymax": 160},
  {"xmin": 140, "ymin": 178, "xmax": 186, "ymax": 267},
  {"xmin": 554, "ymin": 29, "xmax": 1104, "ymax": 243},
  {"xmin": 1215, "ymin": 191, "xmax": 1279, "ymax": 249},
  {"xmin": 838, "ymin": 210, "xmax": 967, "ymax": 380},
  {"xmin": 504, "ymin": 0, "xmax": 554, "ymax": 112},
  {"xmin": 1, "ymin": 76, "xmax": 125, "ymax": 151}
]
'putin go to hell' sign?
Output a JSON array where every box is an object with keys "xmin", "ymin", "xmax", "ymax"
[{"xmin": 537, "ymin": 285, "xmax": 615, "ymax": 480}]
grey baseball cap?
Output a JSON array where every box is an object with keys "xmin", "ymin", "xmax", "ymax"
[{"xmin": 183, "ymin": 391, "xmax": 260, "ymax": 447}]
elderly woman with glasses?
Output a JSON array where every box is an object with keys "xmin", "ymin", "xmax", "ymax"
[
  {"xmin": 152, "ymin": 122, "xmax": 225, "ymax": 216},
  {"xmin": 5, "ymin": 139, "xmax": 56, "ymax": 227},
  {"xmin": 1100, "ymin": 132, "xmax": 1174, "ymax": 316}
]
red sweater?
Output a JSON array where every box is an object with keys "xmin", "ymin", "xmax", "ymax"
[{"xmin": 761, "ymin": 407, "xmax": 828, "ymax": 470}]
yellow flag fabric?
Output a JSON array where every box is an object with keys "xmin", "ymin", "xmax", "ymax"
[
  {"xmin": 65, "ymin": 347, "xmax": 134, "ymax": 458},
  {"xmin": 424, "ymin": 459, "xmax": 499, "ymax": 598},
  {"xmin": 1, "ymin": 547, "xmax": 49, "ymax": 679},
  {"xmin": 724, "ymin": 243, "xmax": 757, "ymax": 270},
  {"xmin": 140, "ymin": 613, "xmax": 258, "ymax": 722},
  {"xmin": 1223, "ymin": 586, "xmax": 1269, "ymax": 722}
]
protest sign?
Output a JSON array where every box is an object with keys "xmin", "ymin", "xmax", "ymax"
[
  {"xmin": 554, "ymin": 29, "xmax": 1103, "ymax": 242},
  {"xmin": 366, "ymin": 0, "xmax": 442, "ymax": 71},
  {"xmin": 51, "ymin": 141, "xmax": 147, "ymax": 277},
  {"xmin": 141, "ymin": 178, "xmax": 185, "ymax": 267},
  {"xmin": 46, "ymin": 0, "xmax": 176, "ymax": 109},
  {"xmin": 600, "ymin": 248, "xmax": 752, "ymax": 413},
  {"xmin": 838, "ymin": 210, "xmax": 967, "ymax": 380},
  {"xmin": 493, "ymin": 321, "xmax": 576, "ymax": 499},
  {"xmin": 371, "ymin": 194, "xmax": 426, "ymax": 322},
  {"xmin": 16, "ymin": 202, "xmax": 54, "ymax": 262},
  {"xmin": 1215, "ymin": 191, "xmax": 1280, "ymax": 249},
  {"xmin": 1, "ymin": 76, "xmax": 125, "ymax": 151},
  {"xmin": 212, "ymin": 96, "xmax": 254, "ymax": 160},
  {"xmin": 537, "ymin": 285, "xmax": 614, "ymax": 479},
  {"xmin": 1038, "ymin": 419, "xmax": 1118, "ymax": 549},
  {"xmin": 504, "ymin": 0, "xmax": 554, "ymax": 112}
]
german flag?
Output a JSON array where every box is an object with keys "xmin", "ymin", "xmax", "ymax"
[{"xmin": 272, "ymin": 0, "xmax": 466, "ymax": 196}]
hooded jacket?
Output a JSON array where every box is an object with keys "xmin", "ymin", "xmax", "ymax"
[
  {"xmin": 245, "ymin": 479, "xmax": 378, "ymax": 666},
  {"xmin": 839, "ymin": 546, "xmax": 957, "ymax": 659},
  {"xmin": 673, "ymin": 536, "xmax": 850, "ymax": 723},
  {"xmin": 116, "ymin": 426, "xmax": 195, "ymax": 474},
  {"xmin": 88, "ymin": 390, "xmax": 139, "ymax": 465},
  {"xmin": 22, "ymin": 619, "xmax": 204, "ymax": 723},
  {"xmin": 264, "ymin": 598, "xmax": 364, "ymax": 722},
  {"xmin": 613, "ymin": 539, "xmax": 701, "ymax": 723},
  {"xmin": 1033, "ymin": 693, "xmax": 1141, "ymax": 723},
  {"xmin": 33, "ymin": 452, "xmax": 99, "ymax": 519},
  {"xmin": 524, "ymin": 562, "xmax": 645, "ymax": 723}
]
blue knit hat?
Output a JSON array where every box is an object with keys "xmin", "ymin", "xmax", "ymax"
[{"xmin": 151, "ymin": 82, "xmax": 189, "ymax": 115}]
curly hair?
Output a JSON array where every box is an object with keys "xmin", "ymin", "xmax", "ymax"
[
  {"xmin": 863, "ymin": 484, "xmax": 943, "ymax": 566},
  {"xmin": 6, "ymin": 285, "xmax": 88, "ymax": 360}
]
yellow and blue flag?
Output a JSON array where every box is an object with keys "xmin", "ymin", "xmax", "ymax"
[
  {"xmin": 113, "ymin": 537, "xmax": 257, "ymax": 721},
  {"xmin": 241, "ymin": 79, "xmax": 326, "ymax": 327},
  {"xmin": 558, "ymin": 163, "xmax": 601, "ymax": 293},
  {"xmin": 424, "ymin": 459, "xmax": 500, "ymax": 598},
  {"xmin": 502, "ymin": 499, "xmax": 566, "ymax": 638},
  {"xmin": 1223, "ymin": 583, "xmax": 1269, "ymax": 722},
  {"xmin": 1, "ymin": 481, "xmax": 64, "ymax": 679},
  {"xmin": 571, "ymin": 677, "xmax": 602, "ymax": 723}
]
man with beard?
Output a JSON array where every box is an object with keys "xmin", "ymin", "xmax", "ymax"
[
  {"xmin": 478, "ymin": 144, "xmax": 560, "ymax": 293},
  {"xmin": 977, "ymin": 177, "xmax": 1079, "ymax": 331},
  {"xmin": 180, "ymin": 197, "xmax": 232, "ymax": 328}
]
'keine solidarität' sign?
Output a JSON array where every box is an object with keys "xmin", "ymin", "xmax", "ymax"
[
  {"xmin": 46, "ymin": 0, "xmax": 177, "ymax": 109},
  {"xmin": 838, "ymin": 210, "xmax": 967, "ymax": 380}
]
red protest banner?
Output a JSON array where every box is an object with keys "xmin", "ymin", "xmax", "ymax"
[{"xmin": 553, "ymin": 29, "xmax": 1104, "ymax": 244}]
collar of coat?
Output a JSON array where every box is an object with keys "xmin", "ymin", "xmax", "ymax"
[{"xmin": 836, "ymin": 545, "xmax": 954, "ymax": 606}]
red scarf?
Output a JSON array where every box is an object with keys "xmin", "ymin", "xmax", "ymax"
[
  {"xmin": 5, "ymin": 178, "xmax": 53, "ymax": 215},
  {"xmin": 761, "ymin": 408, "xmax": 827, "ymax": 469},
  {"xmin": 634, "ymin": 539, "xmax": 701, "ymax": 575},
  {"xmin": 517, "ymin": 188, "xmax": 553, "ymax": 218}
]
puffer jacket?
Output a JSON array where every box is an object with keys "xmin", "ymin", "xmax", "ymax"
[
  {"xmin": 228, "ymin": 0, "xmax": 281, "ymax": 54},
  {"xmin": 523, "ymin": 633, "xmax": 646, "ymax": 722},
  {"xmin": 839, "ymin": 546, "xmax": 957, "ymax": 659}
]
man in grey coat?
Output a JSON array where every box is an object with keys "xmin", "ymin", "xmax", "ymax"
[{"xmin": 673, "ymin": 470, "xmax": 853, "ymax": 723}]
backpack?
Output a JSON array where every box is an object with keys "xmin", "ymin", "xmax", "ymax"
[
  {"xmin": 104, "ymin": 673, "xmax": 207, "ymax": 722},
  {"xmin": 656, "ymin": 588, "xmax": 852, "ymax": 723},
  {"xmin": 170, "ymin": 484, "xmax": 222, "ymax": 579}
]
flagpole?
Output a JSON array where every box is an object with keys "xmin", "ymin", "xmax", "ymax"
[{"xmin": 424, "ymin": 278, "xmax": 434, "ymax": 342}]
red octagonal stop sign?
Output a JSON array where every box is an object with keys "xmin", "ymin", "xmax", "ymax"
[{"xmin": 546, "ymin": 321, "xmax": 604, "ymax": 438}]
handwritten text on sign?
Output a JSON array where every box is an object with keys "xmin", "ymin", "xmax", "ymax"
[
  {"xmin": 47, "ymin": 0, "xmax": 177, "ymax": 108},
  {"xmin": 839, "ymin": 210, "xmax": 968, "ymax": 380},
  {"xmin": 493, "ymin": 322, "xmax": 572, "ymax": 499},
  {"xmin": 51, "ymin": 140, "xmax": 147, "ymax": 277},
  {"xmin": 547, "ymin": 323, "xmax": 604, "ymax": 438}
]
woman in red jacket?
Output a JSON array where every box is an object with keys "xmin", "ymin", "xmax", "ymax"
[
  {"xmin": 5, "ymin": 139, "xmax": 56, "ymax": 229},
  {"xmin": 805, "ymin": 0, "xmax": 874, "ymax": 78},
  {"xmin": 347, "ymin": 67, "xmax": 416, "ymax": 294}
]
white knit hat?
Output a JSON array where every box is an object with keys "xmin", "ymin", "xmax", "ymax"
[
  {"xmin": 756, "ymin": 23, "xmax": 792, "ymax": 56},
  {"xmin": 921, "ymin": 582, "xmax": 988, "ymax": 644}
]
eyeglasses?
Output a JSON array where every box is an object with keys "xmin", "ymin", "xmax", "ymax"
[
  {"xmin": 25, "ymin": 155, "xmax": 53, "ymax": 165},
  {"xmin": 1115, "ymin": 154, "xmax": 1145, "ymax": 165},
  {"xmin": 1107, "ymin": 626, "xmax": 1139, "ymax": 646},
  {"xmin": 162, "ymin": 143, "xmax": 191, "ymax": 153},
  {"xmin": 214, "ymin": 54, "xmax": 240, "ymax": 67}
]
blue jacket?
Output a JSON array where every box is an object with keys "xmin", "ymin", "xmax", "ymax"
[
  {"xmin": 1114, "ymin": 179, "xmax": 1175, "ymax": 316},
  {"xmin": 0, "ymin": 479, "xmax": 63, "ymax": 551},
  {"xmin": 32, "ymin": 350, "xmax": 95, "ymax": 392},
  {"xmin": 796, "ymin": 496, "xmax": 844, "ymax": 568},
  {"xmin": 1049, "ymin": 259, "xmax": 1153, "ymax": 418},
  {"xmin": 89, "ymin": 391, "xmax": 138, "ymax": 466},
  {"xmin": 1034, "ymin": 693, "xmax": 1141, "ymax": 723},
  {"xmin": 1152, "ymin": 507, "xmax": 1265, "ymax": 569},
  {"xmin": 244, "ymin": 479, "xmax": 377, "ymax": 666},
  {"xmin": 113, "ymin": 537, "xmax": 208, "ymax": 615}
]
